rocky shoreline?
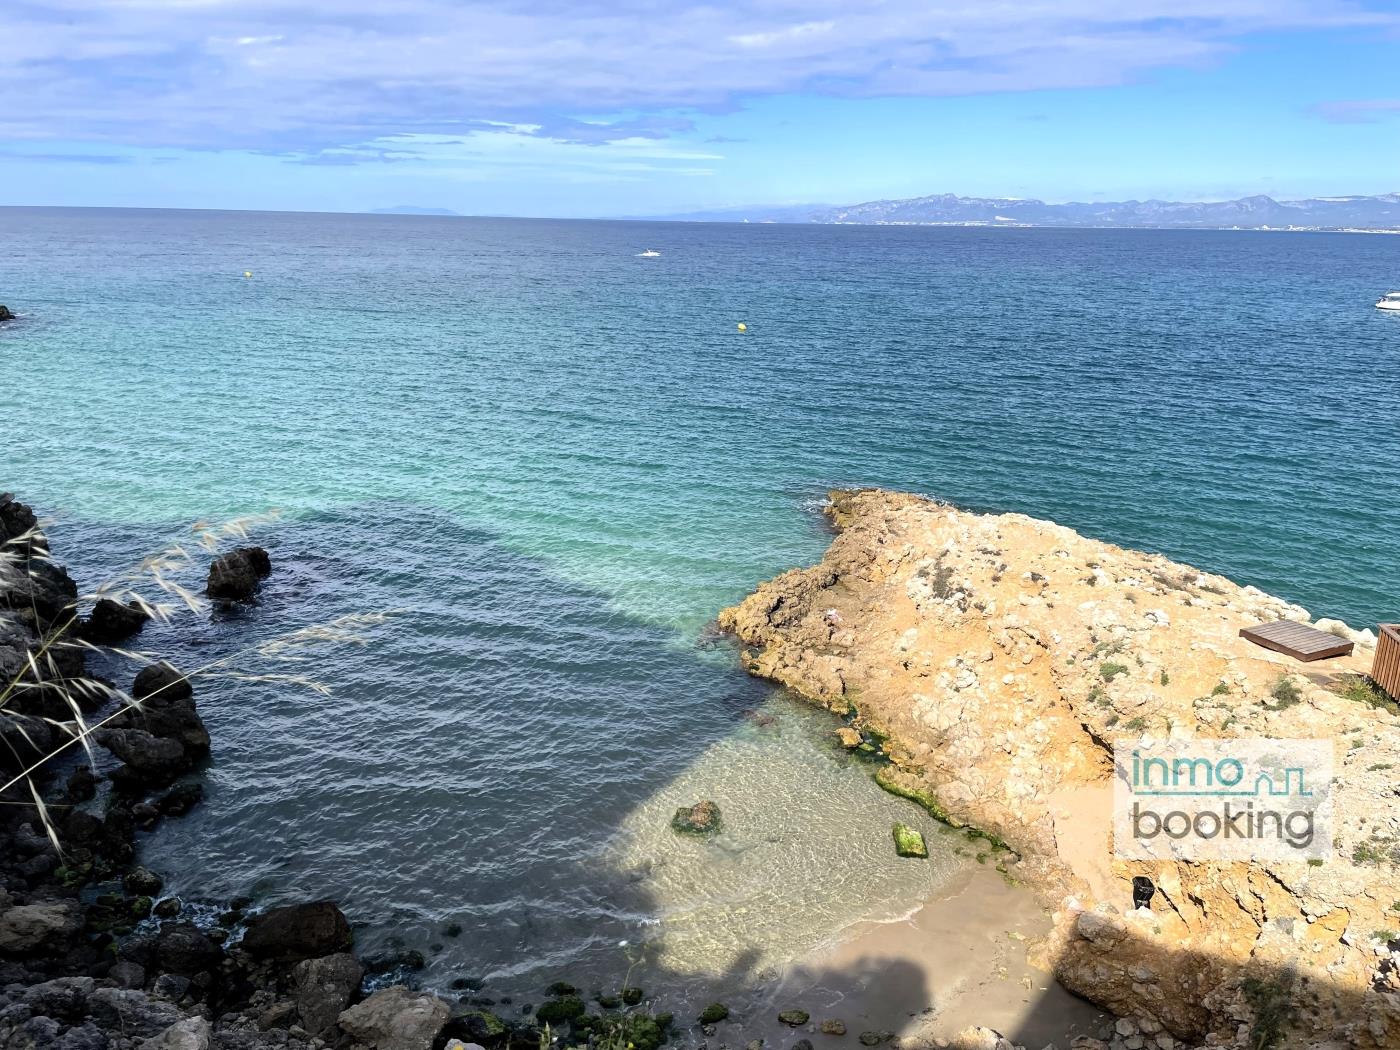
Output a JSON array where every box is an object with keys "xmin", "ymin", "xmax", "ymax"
[
  {"xmin": 0, "ymin": 495, "xmax": 697, "ymax": 1050},
  {"xmin": 718, "ymin": 489, "xmax": 1400, "ymax": 1050},
  {"xmin": 7, "ymin": 494, "xmax": 994, "ymax": 1050}
]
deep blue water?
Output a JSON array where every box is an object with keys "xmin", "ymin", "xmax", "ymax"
[{"xmin": 2, "ymin": 208, "xmax": 1398, "ymax": 1005}]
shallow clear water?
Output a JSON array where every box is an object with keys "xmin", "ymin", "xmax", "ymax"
[{"xmin": 3, "ymin": 208, "xmax": 1399, "ymax": 1006}]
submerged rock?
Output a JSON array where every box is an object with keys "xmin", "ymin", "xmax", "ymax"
[
  {"xmin": 891, "ymin": 823, "xmax": 927, "ymax": 859},
  {"xmin": 206, "ymin": 546, "xmax": 271, "ymax": 602},
  {"xmin": 698, "ymin": 1003, "xmax": 729, "ymax": 1025},
  {"xmin": 0, "ymin": 305, "xmax": 13, "ymax": 321},
  {"xmin": 670, "ymin": 799, "xmax": 722, "ymax": 835},
  {"xmin": 778, "ymin": 1009, "xmax": 810, "ymax": 1026},
  {"xmin": 819, "ymin": 1019, "xmax": 846, "ymax": 1035}
]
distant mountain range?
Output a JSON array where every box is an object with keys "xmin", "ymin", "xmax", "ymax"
[
  {"xmin": 370, "ymin": 205, "xmax": 459, "ymax": 216},
  {"xmin": 655, "ymin": 192, "xmax": 1400, "ymax": 230}
]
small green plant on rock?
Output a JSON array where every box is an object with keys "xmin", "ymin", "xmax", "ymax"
[
  {"xmin": 1340, "ymin": 674, "xmax": 1400, "ymax": 716},
  {"xmin": 1265, "ymin": 676, "xmax": 1302, "ymax": 711},
  {"xmin": 698, "ymin": 1003, "xmax": 729, "ymax": 1025},
  {"xmin": 1241, "ymin": 976, "xmax": 1294, "ymax": 1050},
  {"xmin": 1100, "ymin": 661, "xmax": 1130, "ymax": 681}
]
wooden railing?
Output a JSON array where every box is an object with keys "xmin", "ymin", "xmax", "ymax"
[{"xmin": 1374, "ymin": 624, "xmax": 1400, "ymax": 701}]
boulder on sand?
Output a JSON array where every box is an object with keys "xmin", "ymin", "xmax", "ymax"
[
  {"xmin": 241, "ymin": 901, "xmax": 353, "ymax": 961},
  {"xmin": 206, "ymin": 546, "xmax": 271, "ymax": 602}
]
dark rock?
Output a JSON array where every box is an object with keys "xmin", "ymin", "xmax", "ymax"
[
  {"xmin": 621, "ymin": 986, "xmax": 643, "ymax": 1006},
  {"xmin": 153, "ymin": 897, "xmax": 182, "ymax": 919},
  {"xmin": 362, "ymin": 946, "xmax": 426, "ymax": 974},
  {"xmin": 0, "ymin": 305, "xmax": 13, "ymax": 322},
  {"xmin": 670, "ymin": 800, "xmax": 722, "ymax": 835},
  {"xmin": 81, "ymin": 599, "xmax": 150, "ymax": 644},
  {"xmin": 96, "ymin": 729, "xmax": 188, "ymax": 785},
  {"xmin": 534, "ymin": 996, "xmax": 585, "ymax": 1025},
  {"xmin": 87, "ymin": 987, "xmax": 186, "ymax": 1038},
  {"xmin": 240, "ymin": 901, "xmax": 352, "ymax": 960},
  {"xmin": 206, "ymin": 547, "xmax": 271, "ymax": 602},
  {"xmin": 793, "ymin": 1041, "xmax": 814, "ymax": 1050},
  {"xmin": 64, "ymin": 766, "xmax": 98, "ymax": 803},
  {"xmin": 699, "ymin": 1003, "xmax": 729, "ymax": 1025},
  {"xmin": 124, "ymin": 866, "xmax": 164, "ymax": 896},
  {"xmin": 157, "ymin": 782, "xmax": 204, "ymax": 817},
  {"xmin": 153, "ymin": 923, "xmax": 221, "ymax": 977},
  {"xmin": 151, "ymin": 972, "xmax": 191, "ymax": 1001},
  {"xmin": 446, "ymin": 1007, "xmax": 508, "ymax": 1044},
  {"xmin": 132, "ymin": 662, "xmax": 193, "ymax": 703},
  {"xmin": 292, "ymin": 952, "xmax": 363, "ymax": 1034},
  {"xmin": 20, "ymin": 976, "xmax": 94, "ymax": 1020},
  {"xmin": 109, "ymin": 960, "xmax": 147, "ymax": 989},
  {"xmin": 0, "ymin": 713, "xmax": 56, "ymax": 775}
]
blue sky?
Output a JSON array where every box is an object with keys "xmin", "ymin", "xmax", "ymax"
[{"xmin": 3, "ymin": 1, "xmax": 1399, "ymax": 216}]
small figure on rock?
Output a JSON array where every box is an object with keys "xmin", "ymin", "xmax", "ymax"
[{"xmin": 206, "ymin": 545, "xmax": 271, "ymax": 602}]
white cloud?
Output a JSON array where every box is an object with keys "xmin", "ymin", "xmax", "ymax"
[{"xmin": 2, "ymin": 1, "xmax": 1395, "ymax": 150}]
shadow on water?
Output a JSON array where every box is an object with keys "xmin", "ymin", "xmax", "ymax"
[{"xmin": 43, "ymin": 504, "xmax": 1391, "ymax": 1049}]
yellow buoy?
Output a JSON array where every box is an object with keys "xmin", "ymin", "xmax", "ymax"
[
  {"xmin": 244, "ymin": 271, "xmax": 253, "ymax": 279},
  {"xmin": 736, "ymin": 322, "xmax": 747, "ymax": 332}
]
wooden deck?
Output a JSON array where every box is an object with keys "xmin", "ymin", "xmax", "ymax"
[
  {"xmin": 1373, "ymin": 624, "xmax": 1400, "ymax": 698},
  {"xmin": 1240, "ymin": 620, "xmax": 1354, "ymax": 662}
]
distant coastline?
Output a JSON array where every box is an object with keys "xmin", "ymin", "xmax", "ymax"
[{"xmin": 648, "ymin": 190, "xmax": 1400, "ymax": 233}]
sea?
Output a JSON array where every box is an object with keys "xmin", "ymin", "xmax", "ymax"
[{"xmin": 3, "ymin": 207, "xmax": 1398, "ymax": 1012}]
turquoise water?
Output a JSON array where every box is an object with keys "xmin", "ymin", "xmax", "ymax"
[{"xmin": 3, "ymin": 208, "xmax": 1399, "ymax": 1007}]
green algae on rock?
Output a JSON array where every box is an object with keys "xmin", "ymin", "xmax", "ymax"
[
  {"xmin": 670, "ymin": 799, "xmax": 722, "ymax": 835},
  {"xmin": 892, "ymin": 823, "xmax": 928, "ymax": 859}
]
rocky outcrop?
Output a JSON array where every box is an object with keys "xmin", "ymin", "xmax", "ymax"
[
  {"xmin": 81, "ymin": 597, "xmax": 150, "ymax": 644},
  {"xmin": 720, "ymin": 489, "xmax": 1400, "ymax": 1049},
  {"xmin": 291, "ymin": 952, "xmax": 363, "ymax": 1034},
  {"xmin": 240, "ymin": 901, "xmax": 353, "ymax": 961},
  {"xmin": 206, "ymin": 547, "xmax": 271, "ymax": 602},
  {"xmin": 337, "ymin": 987, "xmax": 450, "ymax": 1050},
  {"xmin": 98, "ymin": 663, "xmax": 209, "ymax": 788},
  {"xmin": 0, "ymin": 306, "xmax": 13, "ymax": 322}
]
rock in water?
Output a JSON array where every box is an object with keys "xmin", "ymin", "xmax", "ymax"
[
  {"xmin": 206, "ymin": 546, "xmax": 272, "ymax": 601},
  {"xmin": 0, "ymin": 305, "xmax": 13, "ymax": 322},
  {"xmin": 133, "ymin": 662, "xmax": 194, "ymax": 702},
  {"xmin": 81, "ymin": 597, "xmax": 150, "ymax": 643},
  {"xmin": 778, "ymin": 1009, "xmax": 810, "ymax": 1026},
  {"xmin": 892, "ymin": 823, "xmax": 927, "ymax": 858},
  {"xmin": 671, "ymin": 800, "xmax": 722, "ymax": 835},
  {"xmin": 241, "ymin": 901, "xmax": 353, "ymax": 960},
  {"xmin": 338, "ymin": 986, "xmax": 450, "ymax": 1050}
]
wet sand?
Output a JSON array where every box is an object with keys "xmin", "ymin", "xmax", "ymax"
[{"xmin": 735, "ymin": 863, "xmax": 1111, "ymax": 1048}]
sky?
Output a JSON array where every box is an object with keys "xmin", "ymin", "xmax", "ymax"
[{"xmin": 3, "ymin": 1, "xmax": 1400, "ymax": 217}]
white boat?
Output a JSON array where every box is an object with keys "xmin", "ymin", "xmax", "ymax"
[
  {"xmin": 637, "ymin": 249, "xmax": 661, "ymax": 258},
  {"xmin": 1377, "ymin": 291, "xmax": 1400, "ymax": 311}
]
